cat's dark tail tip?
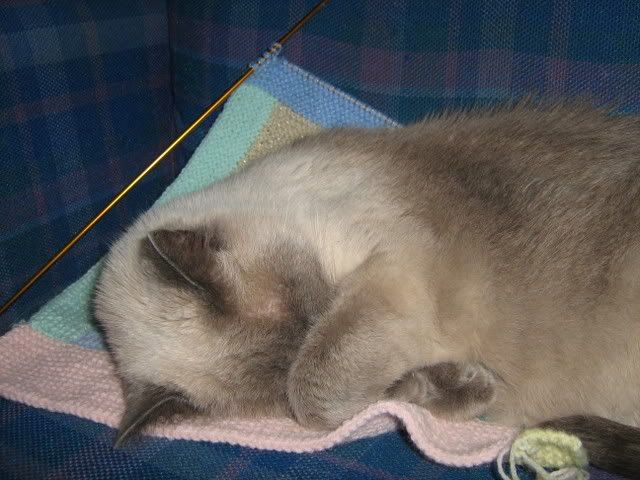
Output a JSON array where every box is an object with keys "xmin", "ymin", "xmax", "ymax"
[{"xmin": 538, "ymin": 415, "xmax": 640, "ymax": 480}]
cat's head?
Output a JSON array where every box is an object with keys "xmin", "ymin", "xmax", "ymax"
[{"xmin": 94, "ymin": 219, "xmax": 334, "ymax": 446}]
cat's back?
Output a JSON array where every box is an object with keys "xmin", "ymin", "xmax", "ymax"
[
  {"xmin": 399, "ymin": 102, "xmax": 640, "ymax": 224},
  {"xmin": 392, "ymin": 104, "xmax": 640, "ymax": 293}
]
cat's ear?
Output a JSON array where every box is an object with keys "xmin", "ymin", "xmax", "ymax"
[
  {"xmin": 143, "ymin": 229, "xmax": 222, "ymax": 289},
  {"xmin": 142, "ymin": 228, "xmax": 233, "ymax": 313},
  {"xmin": 115, "ymin": 381, "xmax": 197, "ymax": 447}
]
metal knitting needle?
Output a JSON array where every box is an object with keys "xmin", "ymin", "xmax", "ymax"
[{"xmin": 0, "ymin": 0, "xmax": 330, "ymax": 317}]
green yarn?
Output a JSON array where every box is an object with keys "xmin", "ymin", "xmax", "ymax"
[
  {"xmin": 498, "ymin": 428, "xmax": 589, "ymax": 480},
  {"xmin": 513, "ymin": 428, "xmax": 588, "ymax": 471}
]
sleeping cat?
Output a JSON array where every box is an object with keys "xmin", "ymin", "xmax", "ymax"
[{"xmin": 94, "ymin": 102, "xmax": 640, "ymax": 477}]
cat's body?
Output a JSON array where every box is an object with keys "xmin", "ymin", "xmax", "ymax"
[{"xmin": 95, "ymin": 103, "xmax": 640, "ymax": 475}]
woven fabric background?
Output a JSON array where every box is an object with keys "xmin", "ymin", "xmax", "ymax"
[
  {"xmin": 168, "ymin": 0, "xmax": 640, "ymax": 164},
  {"xmin": 2, "ymin": 398, "xmax": 528, "ymax": 480},
  {"xmin": 0, "ymin": 1, "xmax": 176, "ymax": 332}
]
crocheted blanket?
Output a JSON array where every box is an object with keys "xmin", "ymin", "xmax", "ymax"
[{"xmin": 0, "ymin": 58, "xmax": 516, "ymax": 467}]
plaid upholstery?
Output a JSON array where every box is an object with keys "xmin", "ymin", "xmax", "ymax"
[
  {"xmin": 0, "ymin": 1, "xmax": 637, "ymax": 479},
  {"xmin": 0, "ymin": 398, "xmax": 534, "ymax": 480},
  {"xmin": 1, "ymin": 397, "xmax": 624, "ymax": 480},
  {"xmin": 0, "ymin": 1, "xmax": 175, "ymax": 332},
  {"xmin": 169, "ymin": 0, "xmax": 640, "ymax": 165}
]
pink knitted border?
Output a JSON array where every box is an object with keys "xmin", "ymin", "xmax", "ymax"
[{"xmin": 0, "ymin": 325, "xmax": 516, "ymax": 466}]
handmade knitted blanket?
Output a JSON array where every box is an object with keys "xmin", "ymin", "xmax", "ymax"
[{"xmin": 0, "ymin": 58, "xmax": 516, "ymax": 467}]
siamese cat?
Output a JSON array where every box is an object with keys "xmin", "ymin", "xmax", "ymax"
[{"xmin": 94, "ymin": 102, "xmax": 640, "ymax": 477}]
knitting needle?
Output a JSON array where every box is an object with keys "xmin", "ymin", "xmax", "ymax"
[{"xmin": 0, "ymin": 0, "xmax": 330, "ymax": 317}]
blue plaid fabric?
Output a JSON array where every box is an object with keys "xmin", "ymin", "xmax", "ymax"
[
  {"xmin": 169, "ymin": 0, "xmax": 640, "ymax": 163},
  {"xmin": 0, "ymin": 1, "xmax": 176, "ymax": 332},
  {"xmin": 1, "ymin": 398, "xmax": 624, "ymax": 480},
  {"xmin": 0, "ymin": 398, "xmax": 534, "ymax": 480},
  {"xmin": 1, "ymin": 1, "xmax": 638, "ymax": 478}
]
